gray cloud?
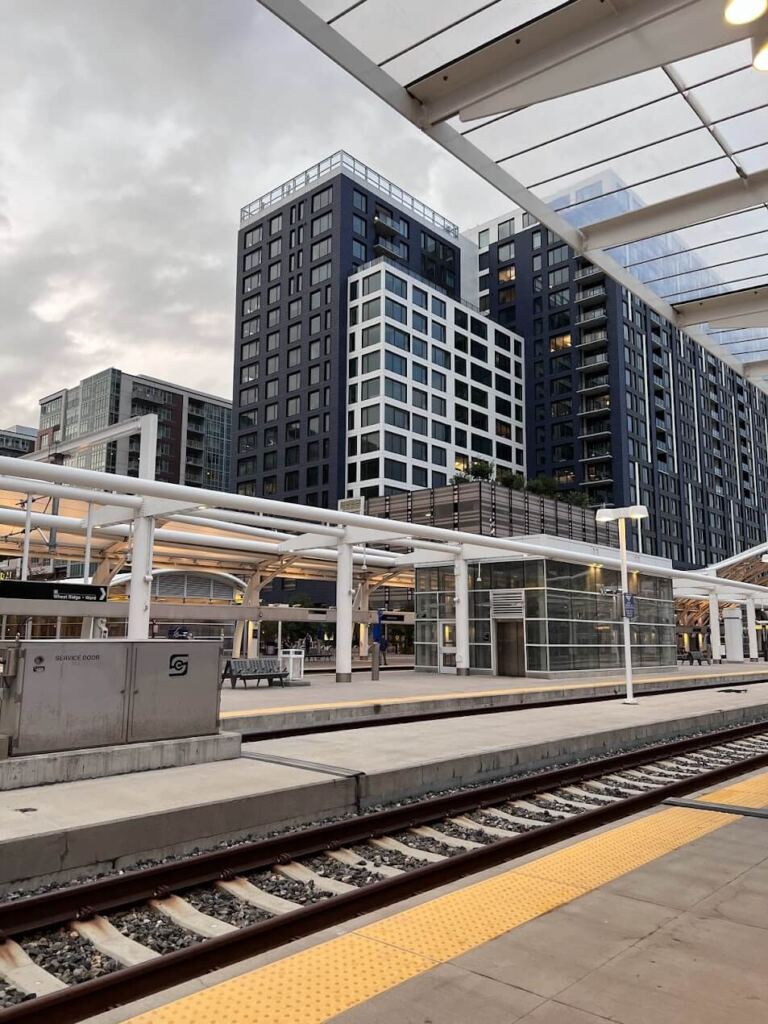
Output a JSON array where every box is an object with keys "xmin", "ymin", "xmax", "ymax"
[{"xmin": 0, "ymin": 0, "xmax": 503, "ymax": 426}]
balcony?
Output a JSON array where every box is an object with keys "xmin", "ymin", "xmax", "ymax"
[
  {"xmin": 579, "ymin": 420, "xmax": 611, "ymax": 438},
  {"xmin": 577, "ymin": 328, "xmax": 608, "ymax": 346},
  {"xmin": 373, "ymin": 210, "xmax": 401, "ymax": 237},
  {"xmin": 581, "ymin": 471, "xmax": 614, "ymax": 485},
  {"xmin": 578, "ymin": 374, "xmax": 610, "ymax": 394},
  {"xmin": 581, "ymin": 442, "xmax": 612, "ymax": 460},
  {"xmin": 575, "ymin": 307, "xmax": 608, "ymax": 327},
  {"xmin": 581, "ymin": 396, "xmax": 611, "ymax": 415},
  {"xmin": 574, "ymin": 263, "xmax": 604, "ymax": 282},
  {"xmin": 373, "ymin": 236, "xmax": 406, "ymax": 260},
  {"xmin": 579, "ymin": 350, "xmax": 609, "ymax": 370},
  {"xmin": 575, "ymin": 285, "xmax": 607, "ymax": 304}
]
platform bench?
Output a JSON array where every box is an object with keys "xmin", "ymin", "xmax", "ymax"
[
  {"xmin": 679, "ymin": 650, "xmax": 712, "ymax": 666},
  {"xmin": 221, "ymin": 657, "xmax": 289, "ymax": 688}
]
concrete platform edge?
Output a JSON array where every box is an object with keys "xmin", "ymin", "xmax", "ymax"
[{"xmin": 0, "ymin": 732, "xmax": 242, "ymax": 791}]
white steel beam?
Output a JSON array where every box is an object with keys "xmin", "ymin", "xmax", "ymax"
[
  {"xmin": 675, "ymin": 286, "xmax": 768, "ymax": 328},
  {"xmin": 276, "ymin": 533, "xmax": 339, "ymax": 553},
  {"xmin": 258, "ymin": 0, "xmax": 747, "ymax": 378},
  {"xmin": 24, "ymin": 414, "xmax": 158, "ymax": 466},
  {"xmin": 582, "ymin": 170, "xmax": 768, "ymax": 250}
]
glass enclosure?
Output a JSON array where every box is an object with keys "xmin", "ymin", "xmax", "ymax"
[{"xmin": 415, "ymin": 558, "xmax": 676, "ymax": 674}]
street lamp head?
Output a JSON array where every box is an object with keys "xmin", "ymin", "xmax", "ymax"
[{"xmin": 595, "ymin": 504, "xmax": 649, "ymax": 524}]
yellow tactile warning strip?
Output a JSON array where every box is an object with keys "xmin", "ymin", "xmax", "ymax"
[
  {"xmin": 220, "ymin": 665, "xmax": 768, "ymax": 719},
  {"xmin": 126, "ymin": 798, "xmax": 745, "ymax": 1024},
  {"xmin": 697, "ymin": 771, "xmax": 768, "ymax": 809}
]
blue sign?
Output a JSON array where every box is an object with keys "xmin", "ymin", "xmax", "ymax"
[{"xmin": 623, "ymin": 593, "xmax": 637, "ymax": 620}]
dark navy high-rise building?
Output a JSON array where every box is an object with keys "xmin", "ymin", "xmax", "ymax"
[
  {"xmin": 467, "ymin": 207, "xmax": 768, "ymax": 569},
  {"xmin": 232, "ymin": 152, "xmax": 462, "ymax": 508}
]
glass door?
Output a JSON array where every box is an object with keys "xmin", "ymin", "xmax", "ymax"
[{"xmin": 439, "ymin": 622, "xmax": 457, "ymax": 674}]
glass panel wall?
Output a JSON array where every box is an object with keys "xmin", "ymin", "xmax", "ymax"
[{"xmin": 415, "ymin": 556, "xmax": 676, "ymax": 674}]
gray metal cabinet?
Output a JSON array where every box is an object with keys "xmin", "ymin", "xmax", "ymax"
[{"xmin": 0, "ymin": 640, "xmax": 221, "ymax": 755}]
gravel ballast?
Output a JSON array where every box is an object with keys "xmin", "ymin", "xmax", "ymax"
[
  {"xmin": 22, "ymin": 928, "xmax": 119, "ymax": 985},
  {"xmin": 108, "ymin": 908, "xmax": 199, "ymax": 955},
  {"xmin": 183, "ymin": 886, "xmax": 272, "ymax": 927},
  {"xmin": 0, "ymin": 980, "xmax": 35, "ymax": 1007}
]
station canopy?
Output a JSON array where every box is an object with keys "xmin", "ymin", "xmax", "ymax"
[{"xmin": 266, "ymin": 0, "xmax": 768, "ymax": 384}]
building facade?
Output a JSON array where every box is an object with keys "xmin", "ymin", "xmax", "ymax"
[
  {"xmin": 345, "ymin": 260, "xmax": 524, "ymax": 499},
  {"xmin": 37, "ymin": 369, "xmax": 231, "ymax": 489},
  {"xmin": 466, "ymin": 208, "xmax": 768, "ymax": 569},
  {"xmin": 232, "ymin": 152, "xmax": 466, "ymax": 508},
  {"xmin": 0, "ymin": 425, "xmax": 36, "ymax": 458}
]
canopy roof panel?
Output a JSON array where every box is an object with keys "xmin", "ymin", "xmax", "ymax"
[{"xmin": 266, "ymin": 0, "xmax": 768, "ymax": 382}]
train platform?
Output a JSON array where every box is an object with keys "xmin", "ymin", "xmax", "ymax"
[
  {"xmin": 3, "ymin": 683, "xmax": 768, "ymax": 893},
  {"xmin": 220, "ymin": 663, "xmax": 768, "ymax": 736},
  {"xmin": 97, "ymin": 768, "xmax": 768, "ymax": 1024}
]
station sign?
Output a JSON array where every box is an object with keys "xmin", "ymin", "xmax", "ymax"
[
  {"xmin": 379, "ymin": 613, "xmax": 406, "ymax": 623},
  {"xmin": 0, "ymin": 580, "xmax": 108, "ymax": 603}
]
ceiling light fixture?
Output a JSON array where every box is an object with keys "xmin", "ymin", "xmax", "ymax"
[
  {"xmin": 753, "ymin": 30, "xmax": 768, "ymax": 69},
  {"xmin": 724, "ymin": 0, "xmax": 767, "ymax": 24}
]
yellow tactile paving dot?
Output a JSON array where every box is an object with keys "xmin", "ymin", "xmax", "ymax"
[
  {"xmin": 697, "ymin": 772, "xmax": 768, "ymax": 808},
  {"xmin": 125, "ymin": 933, "xmax": 434, "ymax": 1024},
  {"xmin": 126, "ymin": 781, "xmax": 760, "ymax": 1024},
  {"xmin": 356, "ymin": 874, "xmax": 581, "ymax": 962},
  {"xmin": 358, "ymin": 807, "xmax": 732, "ymax": 962}
]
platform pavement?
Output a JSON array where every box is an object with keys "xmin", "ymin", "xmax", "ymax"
[
  {"xmin": 4, "ymin": 682, "xmax": 768, "ymax": 892},
  {"xmin": 96, "ymin": 770, "xmax": 768, "ymax": 1024},
  {"xmin": 240, "ymin": 682, "xmax": 768, "ymax": 803},
  {"xmin": 220, "ymin": 662, "xmax": 768, "ymax": 735}
]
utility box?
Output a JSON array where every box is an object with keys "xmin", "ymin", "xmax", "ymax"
[{"xmin": 0, "ymin": 640, "xmax": 221, "ymax": 756}]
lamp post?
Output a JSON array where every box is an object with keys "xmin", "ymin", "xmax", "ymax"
[{"xmin": 595, "ymin": 504, "xmax": 649, "ymax": 704}]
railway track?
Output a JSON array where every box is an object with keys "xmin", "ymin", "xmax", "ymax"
[{"xmin": 2, "ymin": 719, "xmax": 768, "ymax": 1023}]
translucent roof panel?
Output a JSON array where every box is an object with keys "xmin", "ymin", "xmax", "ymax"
[
  {"xmin": 305, "ymin": 0, "xmax": 574, "ymax": 85},
  {"xmin": 281, "ymin": 0, "xmax": 768, "ymax": 375}
]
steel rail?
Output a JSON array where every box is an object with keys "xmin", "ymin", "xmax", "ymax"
[{"xmin": 2, "ymin": 718, "xmax": 768, "ymax": 1022}]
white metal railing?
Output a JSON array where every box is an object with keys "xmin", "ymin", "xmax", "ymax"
[{"xmin": 240, "ymin": 151, "xmax": 459, "ymax": 238}]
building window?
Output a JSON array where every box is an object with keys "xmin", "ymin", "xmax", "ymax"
[
  {"xmin": 384, "ymin": 458, "xmax": 407, "ymax": 482},
  {"xmin": 352, "ymin": 239, "xmax": 366, "ymax": 261},
  {"xmin": 352, "ymin": 213, "xmax": 367, "ymax": 237},
  {"xmin": 361, "ymin": 457, "xmax": 379, "ymax": 480},
  {"xmin": 361, "ymin": 405, "xmax": 380, "ymax": 427},
  {"xmin": 268, "ymin": 238, "xmax": 282, "ymax": 258},
  {"xmin": 549, "ymin": 333, "xmax": 572, "ymax": 351},
  {"xmin": 385, "ymin": 378, "xmax": 407, "ymax": 403},
  {"xmin": 311, "ymin": 237, "xmax": 332, "ymax": 261},
  {"xmin": 431, "ymin": 296, "xmax": 446, "ymax": 319},
  {"xmin": 498, "ymin": 241, "xmax": 515, "ymax": 262},
  {"xmin": 362, "ymin": 351, "xmax": 380, "ymax": 374},
  {"xmin": 311, "ymin": 186, "xmax": 333, "ymax": 212},
  {"xmin": 385, "ymin": 405, "xmax": 409, "ymax": 429},
  {"xmin": 310, "ymin": 261, "xmax": 332, "ymax": 285},
  {"xmin": 353, "ymin": 190, "xmax": 367, "ymax": 213},
  {"xmin": 478, "ymin": 228, "xmax": 489, "ymax": 248},
  {"xmin": 311, "ymin": 212, "xmax": 332, "ymax": 236}
]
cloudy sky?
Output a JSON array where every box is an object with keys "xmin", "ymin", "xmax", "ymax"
[{"xmin": 0, "ymin": 0, "xmax": 504, "ymax": 428}]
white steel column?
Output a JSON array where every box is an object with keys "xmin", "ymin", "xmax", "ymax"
[
  {"xmin": 336, "ymin": 540, "xmax": 354, "ymax": 682},
  {"xmin": 454, "ymin": 551, "xmax": 470, "ymax": 677},
  {"xmin": 709, "ymin": 593, "xmax": 722, "ymax": 663},
  {"xmin": 358, "ymin": 581, "xmax": 370, "ymax": 658},
  {"xmin": 617, "ymin": 519, "xmax": 636, "ymax": 703},
  {"xmin": 127, "ymin": 516, "xmax": 154, "ymax": 640},
  {"xmin": 20, "ymin": 495, "xmax": 32, "ymax": 581},
  {"xmin": 747, "ymin": 599, "xmax": 759, "ymax": 662}
]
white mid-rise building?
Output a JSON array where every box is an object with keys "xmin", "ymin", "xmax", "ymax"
[{"xmin": 345, "ymin": 258, "xmax": 525, "ymax": 499}]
